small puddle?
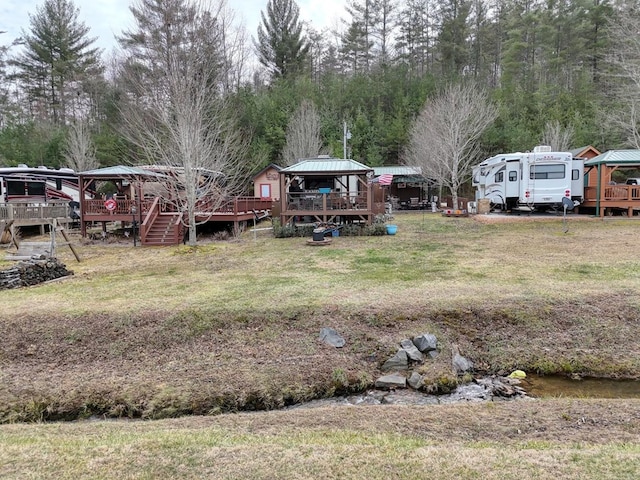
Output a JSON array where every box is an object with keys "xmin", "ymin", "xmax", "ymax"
[{"xmin": 523, "ymin": 375, "xmax": 640, "ymax": 399}]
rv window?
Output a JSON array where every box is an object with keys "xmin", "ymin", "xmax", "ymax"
[
  {"xmin": 7, "ymin": 180, "xmax": 26, "ymax": 196},
  {"xmin": 508, "ymin": 171, "xmax": 517, "ymax": 181},
  {"xmin": 530, "ymin": 164, "xmax": 565, "ymax": 180},
  {"xmin": 27, "ymin": 182, "xmax": 46, "ymax": 196},
  {"xmin": 495, "ymin": 171, "xmax": 504, "ymax": 182},
  {"xmin": 572, "ymin": 169, "xmax": 580, "ymax": 181}
]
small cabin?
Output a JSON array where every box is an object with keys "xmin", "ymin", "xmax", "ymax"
[
  {"xmin": 252, "ymin": 163, "xmax": 282, "ymax": 201},
  {"xmin": 372, "ymin": 166, "xmax": 434, "ymax": 210}
]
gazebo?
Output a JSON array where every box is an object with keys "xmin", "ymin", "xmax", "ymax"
[
  {"xmin": 582, "ymin": 150, "xmax": 640, "ymax": 216},
  {"xmin": 372, "ymin": 166, "xmax": 433, "ymax": 210},
  {"xmin": 279, "ymin": 157, "xmax": 384, "ymax": 226},
  {"xmin": 77, "ymin": 166, "xmax": 177, "ymax": 244}
]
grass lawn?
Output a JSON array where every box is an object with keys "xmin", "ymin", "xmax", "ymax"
[{"xmin": 1, "ymin": 212, "xmax": 640, "ymax": 478}]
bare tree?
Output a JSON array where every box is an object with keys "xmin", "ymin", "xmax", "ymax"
[
  {"xmin": 403, "ymin": 83, "xmax": 497, "ymax": 207},
  {"xmin": 282, "ymin": 99, "xmax": 324, "ymax": 165},
  {"xmin": 606, "ymin": 6, "xmax": 640, "ymax": 148},
  {"xmin": 63, "ymin": 118, "xmax": 99, "ymax": 172},
  {"xmin": 541, "ymin": 120, "xmax": 574, "ymax": 151},
  {"xmin": 118, "ymin": 0, "xmax": 249, "ymax": 246}
]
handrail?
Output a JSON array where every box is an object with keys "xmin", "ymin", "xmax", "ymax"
[{"xmin": 140, "ymin": 197, "xmax": 160, "ymax": 241}]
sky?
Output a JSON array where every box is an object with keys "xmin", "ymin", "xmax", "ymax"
[{"xmin": 0, "ymin": 0, "xmax": 348, "ymax": 56}]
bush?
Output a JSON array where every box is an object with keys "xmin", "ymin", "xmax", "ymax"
[
  {"xmin": 272, "ymin": 219, "xmax": 314, "ymax": 238},
  {"xmin": 272, "ymin": 218, "xmax": 388, "ymax": 237},
  {"xmin": 364, "ymin": 223, "xmax": 387, "ymax": 236}
]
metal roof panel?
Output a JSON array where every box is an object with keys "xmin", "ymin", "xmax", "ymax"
[
  {"xmin": 373, "ymin": 166, "xmax": 422, "ymax": 176},
  {"xmin": 584, "ymin": 150, "xmax": 640, "ymax": 166},
  {"xmin": 281, "ymin": 157, "xmax": 373, "ymax": 173}
]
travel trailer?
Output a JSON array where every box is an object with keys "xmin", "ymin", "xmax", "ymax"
[
  {"xmin": 472, "ymin": 146, "xmax": 584, "ymax": 212},
  {"xmin": 0, "ymin": 165, "xmax": 82, "ymax": 204}
]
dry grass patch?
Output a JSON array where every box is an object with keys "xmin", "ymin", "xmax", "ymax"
[
  {"xmin": 2, "ymin": 214, "xmax": 640, "ymax": 422},
  {"xmin": 1, "ymin": 399, "xmax": 639, "ymax": 479},
  {"xmin": 2, "ymin": 213, "xmax": 640, "ymax": 479}
]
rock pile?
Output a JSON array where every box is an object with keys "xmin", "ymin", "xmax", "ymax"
[
  {"xmin": 0, "ymin": 257, "xmax": 73, "ymax": 290},
  {"xmin": 318, "ymin": 328, "xmax": 528, "ymax": 401},
  {"xmin": 376, "ymin": 333, "xmax": 443, "ymax": 390}
]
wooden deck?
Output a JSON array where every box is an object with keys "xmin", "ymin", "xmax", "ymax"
[
  {"xmin": 80, "ymin": 196, "xmax": 272, "ymax": 245},
  {"xmin": 582, "ymin": 185, "xmax": 640, "ymax": 216},
  {"xmin": 280, "ymin": 191, "xmax": 384, "ymax": 226},
  {"xmin": 0, "ymin": 202, "xmax": 75, "ymax": 232}
]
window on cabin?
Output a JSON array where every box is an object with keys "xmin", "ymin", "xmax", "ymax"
[{"xmin": 508, "ymin": 171, "xmax": 517, "ymax": 181}]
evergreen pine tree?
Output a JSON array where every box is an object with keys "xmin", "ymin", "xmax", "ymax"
[
  {"xmin": 11, "ymin": 0, "xmax": 102, "ymax": 125},
  {"xmin": 255, "ymin": 0, "xmax": 310, "ymax": 80}
]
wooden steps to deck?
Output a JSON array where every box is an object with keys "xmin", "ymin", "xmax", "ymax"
[{"xmin": 143, "ymin": 214, "xmax": 182, "ymax": 246}]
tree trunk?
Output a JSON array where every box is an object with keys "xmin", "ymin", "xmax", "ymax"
[{"xmin": 188, "ymin": 209, "xmax": 197, "ymax": 246}]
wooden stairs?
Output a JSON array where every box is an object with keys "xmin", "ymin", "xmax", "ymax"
[{"xmin": 140, "ymin": 198, "xmax": 183, "ymax": 246}]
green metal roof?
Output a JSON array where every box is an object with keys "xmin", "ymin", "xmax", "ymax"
[
  {"xmin": 584, "ymin": 150, "xmax": 640, "ymax": 166},
  {"xmin": 281, "ymin": 157, "xmax": 372, "ymax": 174},
  {"xmin": 373, "ymin": 166, "xmax": 422, "ymax": 176}
]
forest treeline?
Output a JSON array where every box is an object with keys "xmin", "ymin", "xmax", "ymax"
[{"xmin": 0, "ymin": 0, "xmax": 639, "ymax": 186}]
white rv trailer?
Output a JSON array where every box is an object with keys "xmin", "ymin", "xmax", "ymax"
[
  {"xmin": 0, "ymin": 165, "xmax": 82, "ymax": 204},
  {"xmin": 472, "ymin": 146, "xmax": 584, "ymax": 212}
]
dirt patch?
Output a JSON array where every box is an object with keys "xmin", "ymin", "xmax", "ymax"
[{"xmin": 472, "ymin": 212, "xmax": 599, "ymax": 223}]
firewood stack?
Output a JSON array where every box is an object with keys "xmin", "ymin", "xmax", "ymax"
[{"xmin": 0, "ymin": 257, "xmax": 73, "ymax": 290}]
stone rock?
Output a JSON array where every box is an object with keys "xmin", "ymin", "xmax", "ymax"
[
  {"xmin": 319, "ymin": 327, "xmax": 345, "ymax": 348},
  {"xmin": 413, "ymin": 333, "xmax": 437, "ymax": 352},
  {"xmin": 452, "ymin": 353, "xmax": 473, "ymax": 374},
  {"xmin": 407, "ymin": 372, "xmax": 425, "ymax": 390},
  {"xmin": 374, "ymin": 373, "xmax": 407, "ymax": 390},
  {"xmin": 381, "ymin": 349, "xmax": 408, "ymax": 372},
  {"xmin": 400, "ymin": 338, "xmax": 423, "ymax": 362},
  {"xmin": 475, "ymin": 376, "xmax": 525, "ymax": 398},
  {"xmin": 427, "ymin": 350, "xmax": 439, "ymax": 359}
]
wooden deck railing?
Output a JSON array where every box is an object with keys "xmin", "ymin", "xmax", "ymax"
[
  {"xmin": 82, "ymin": 198, "xmax": 156, "ymax": 216},
  {"xmin": 584, "ymin": 185, "xmax": 640, "ymax": 202},
  {"xmin": 0, "ymin": 202, "xmax": 71, "ymax": 221},
  {"xmin": 212, "ymin": 197, "xmax": 273, "ymax": 214},
  {"xmin": 285, "ymin": 191, "xmax": 369, "ymax": 212},
  {"xmin": 82, "ymin": 196, "xmax": 272, "ymax": 218}
]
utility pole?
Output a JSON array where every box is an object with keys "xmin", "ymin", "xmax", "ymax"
[{"xmin": 343, "ymin": 121, "xmax": 351, "ymax": 159}]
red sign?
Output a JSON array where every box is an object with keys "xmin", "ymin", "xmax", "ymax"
[{"xmin": 104, "ymin": 198, "xmax": 117, "ymax": 211}]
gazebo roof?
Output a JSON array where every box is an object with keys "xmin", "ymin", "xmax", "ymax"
[
  {"xmin": 79, "ymin": 165, "xmax": 165, "ymax": 178},
  {"xmin": 281, "ymin": 157, "xmax": 372, "ymax": 174},
  {"xmin": 584, "ymin": 150, "xmax": 640, "ymax": 166}
]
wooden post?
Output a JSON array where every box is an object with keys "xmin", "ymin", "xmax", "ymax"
[
  {"xmin": 58, "ymin": 227, "xmax": 81, "ymax": 262},
  {"xmin": 50, "ymin": 219, "xmax": 57, "ymax": 258}
]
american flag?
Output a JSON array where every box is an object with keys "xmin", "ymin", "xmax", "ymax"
[{"xmin": 378, "ymin": 174, "xmax": 393, "ymax": 186}]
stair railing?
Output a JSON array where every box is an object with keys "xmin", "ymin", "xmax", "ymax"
[{"xmin": 140, "ymin": 197, "xmax": 160, "ymax": 244}]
